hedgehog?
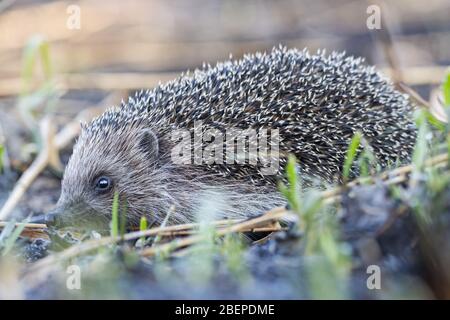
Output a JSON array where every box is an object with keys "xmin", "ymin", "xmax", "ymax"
[{"xmin": 46, "ymin": 46, "xmax": 416, "ymax": 229}]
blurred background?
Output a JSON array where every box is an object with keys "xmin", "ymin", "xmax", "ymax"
[
  {"xmin": 0, "ymin": 0, "xmax": 450, "ymax": 216},
  {"xmin": 1, "ymin": 0, "xmax": 450, "ymax": 92}
]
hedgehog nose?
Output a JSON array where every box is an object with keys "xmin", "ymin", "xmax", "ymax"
[
  {"xmin": 30, "ymin": 212, "xmax": 59, "ymax": 226},
  {"xmin": 43, "ymin": 213, "xmax": 57, "ymax": 226}
]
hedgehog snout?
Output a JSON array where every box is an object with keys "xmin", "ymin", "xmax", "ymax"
[{"xmin": 30, "ymin": 208, "xmax": 63, "ymax": 227}]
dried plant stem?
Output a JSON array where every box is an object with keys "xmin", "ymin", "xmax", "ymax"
[
  {"xmin": 25, "ymin": 208, "xmax": 290, "ymax": 274},
  {"xmin": 0, "ymin": 222, "xmax": 48, "ymax": 240},
  {"xmin": 322, "ymin": 153, "xmax": 449, "ymax": 203},
  {"xmin": 0, "ymin": 116, "xmax": 58, "ymax": 221},
  {"xmin": 140, "ymin": 207, "xmax": 289, "ymax": 257},
  {"xmin": 151, "ymin": 226, "xmax": 286, "ymax": 237},
  {"xmin": 0, "ymin": 222, "xmax": 46, "ymax": 229}
]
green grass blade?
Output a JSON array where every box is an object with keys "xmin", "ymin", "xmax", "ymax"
[
  {"xmin": 21, "ymin": 35, "xmax": 52, "ymax": 95},
  {"xmin": 280, "ymin": 154, "xmax": 301, "ymax": 212},
  {"xmin": 0, "ymin": 144, "xmax": 4, "ymax": 173},
  {"xmin": 443, "ymin": 72, "xmax": 450, "ymax": 107},
  {"xmin": 111, "ymin": 191, "xmax": 119, "ymax": 238},
  {"xmin": 2, "ymin": 218, "xmax": 29, "ymax": 256},
  {"xmin": 412, "ymin": 113, "xmax": 429, "ymax": 172},
  {"xmin": 343, "ymin": 131, "xmax": 362, "ymax": 181},
  {"xmin": 445, "ymin": 135, "xmax": 450, "ymax": 169},
  {"xmin": 0, "ymin": 220, "xmax": 16, "ymax": 245},
  {"xmin": 139, "ymin": 216, "xmax": 148, "ymax": 244}
]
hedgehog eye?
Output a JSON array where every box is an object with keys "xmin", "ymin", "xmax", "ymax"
[{"xmin": 94, "ymin": 176, "xmax": 113, "ymax": 193}]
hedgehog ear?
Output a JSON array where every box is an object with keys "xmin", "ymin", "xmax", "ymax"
[{"xmin": 137, "ymin": 129, "xmax": 159, "ymax": 159}]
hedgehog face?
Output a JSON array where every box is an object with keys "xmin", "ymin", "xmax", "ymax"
[{"xmin": 48, "ymin": 120, "xmax": 161, "ymax": 231}]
